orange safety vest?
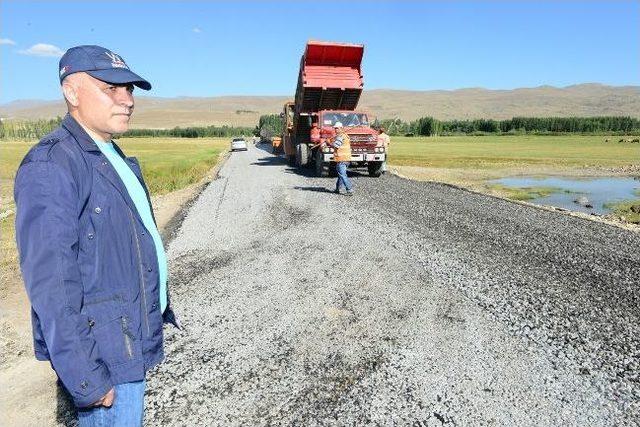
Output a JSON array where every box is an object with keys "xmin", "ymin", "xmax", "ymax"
[{"xmin": 333, "ymin": 132, "xmax": 351, "ymax": 162}]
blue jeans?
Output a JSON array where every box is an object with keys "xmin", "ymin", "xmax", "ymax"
[
  {"xmin": 335, "ymin": 162, "xmax": 353, "ymax": 192},
  {"xmin": 77, "ymin": 380, "xmax": 145, "ymax": 427}
]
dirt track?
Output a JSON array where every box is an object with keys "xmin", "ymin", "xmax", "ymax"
[{"xmin": 140, "ymin": 143, "xmax": 639, "ymax": 426}]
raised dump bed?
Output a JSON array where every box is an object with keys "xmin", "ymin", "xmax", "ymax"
[{"xmin": 294, "ymin": 41, "xmax": 364, "ymax": 114}]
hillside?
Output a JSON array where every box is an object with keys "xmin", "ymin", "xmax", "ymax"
[{"xmin": 1, "ymin": 84, "xmax": 638, "ymax": 128}]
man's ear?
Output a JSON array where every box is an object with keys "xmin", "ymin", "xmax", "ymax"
[{"xmin": 62, "ymin": 80, "xmax": 79, "ymax": 107}]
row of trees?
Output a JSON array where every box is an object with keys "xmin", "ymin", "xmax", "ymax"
[
  {"xmin": 0, "ymin": 117, "xmax": 254, "ymax": 140},
  {"xmin": 122, "ymin": 125, "xmax": 254, "ymax": 138},
  {"xmin": 255, "ymin": 114, "xmax": 283, "ymax": 139},
  {"xmin": 3, "ymin": 115, "xmax": 639, "ymax": 140},
  {"xmin": 376, "ymin": 116, "xmax": 640, "ymax": 136},
  {"xmin": 0, "ymin": 117, "xmax": 63, "ymax": 140}
]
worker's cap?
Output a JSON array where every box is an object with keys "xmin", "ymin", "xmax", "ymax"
[
  {"xmin": 333, "ymin": 122, "xmax": 343, "ymax": 128},
  {"xmin": 59, "ymin": 45, "xmax": 152, "ymax": 90}
]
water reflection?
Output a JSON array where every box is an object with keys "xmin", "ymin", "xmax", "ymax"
[{"xmin": 491, "ymin": 176, "xmax": 640, "ymax": 214}]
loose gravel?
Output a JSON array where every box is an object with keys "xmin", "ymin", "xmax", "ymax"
[{"xmin": 145, "ymin": 144, "xmax": 639, "ymax": 426}]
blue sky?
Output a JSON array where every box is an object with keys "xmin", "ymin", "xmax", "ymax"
[{"xmin": 1, "ymin": 1, "xmax": 638, "ymax": 103}]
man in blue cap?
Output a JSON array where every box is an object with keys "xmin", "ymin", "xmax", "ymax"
[{"xmin": 14, "ymin": 45, "xmax": 177, "ymax": 426}]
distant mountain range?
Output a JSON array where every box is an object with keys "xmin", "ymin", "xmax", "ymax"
[{"xmin": 1, "ymin": 83, "xmax": 638, "ymax": 129}]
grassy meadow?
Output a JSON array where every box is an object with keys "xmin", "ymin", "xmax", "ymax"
[
  {"xmin": 386, "ymin": 135, "xmax": 640, "ymax": 222},
  {"xmin": 0, "ymin": 137, "xmax": 229, "ymax": 278},
  {"xmin": 115, "ymin": 138, "xmax": 230, "ymax": 195},
  {"xmin": 388, "ymin": 135, "xmax": 638, "ymax": 170}
]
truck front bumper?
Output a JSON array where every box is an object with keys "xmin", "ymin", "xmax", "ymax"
[{"xmin": 323, "ymin": 153, "xmax": 386, "ymax": 162}]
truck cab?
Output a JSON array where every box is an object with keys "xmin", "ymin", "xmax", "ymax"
[{"xmin": 313, "ymin": 110, "xmax": 386, "ymax": 177}]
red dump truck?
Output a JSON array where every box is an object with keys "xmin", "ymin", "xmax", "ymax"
[{"xmin": 281, "ymin": 41, "xmax": 385, "ymax": 177}]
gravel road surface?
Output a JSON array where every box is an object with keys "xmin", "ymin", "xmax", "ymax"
[{"xmin": 146, "ymin": 143, "xmax": 639, "ymax": 426}]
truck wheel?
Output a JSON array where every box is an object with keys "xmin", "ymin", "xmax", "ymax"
[
  {"xmin": 296, "ymin": 144, "xmax": 309, "ymax": 168},
  {"xmin": 314, "ymin": 150, "xmax": 329, "ymax": 177},
  {"xmin": 368, "ymin": 161, "xmax": 383, "ymax": 177}
]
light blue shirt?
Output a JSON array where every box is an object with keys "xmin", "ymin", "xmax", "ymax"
[{"xmin": 94, "ymin": 139, "xmax": 168, "ymax": 313}]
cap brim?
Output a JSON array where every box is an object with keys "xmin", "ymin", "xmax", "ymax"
[{"xmin": 87, "ymin": 69, "xmax": 152, "ymax": 91}]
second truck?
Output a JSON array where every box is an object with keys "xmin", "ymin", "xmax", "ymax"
[{"xmin": 281, "ymin": 41, "xmax": 386, "ymax": 177}]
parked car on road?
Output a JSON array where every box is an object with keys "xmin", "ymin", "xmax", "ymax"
[{"xmin": 230, "ymin": 137, "xmax": 248, "ymax": 152}]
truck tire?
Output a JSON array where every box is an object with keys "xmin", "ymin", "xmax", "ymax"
[
  {"xmin": 368, "ymin": 161, "xmax": 383, "ymax": 177},
  {"xmin": 296, "ymin": 143, "xmax": 309, "ymax": 168},
  {"xmin": 314, "ymin": 150, "xmax": 329, "ymax": 177}
]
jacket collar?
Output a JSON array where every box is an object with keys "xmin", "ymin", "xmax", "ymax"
[{"xmin": 61, "ymin": 114, "xmax": 103, "ymax": 153}]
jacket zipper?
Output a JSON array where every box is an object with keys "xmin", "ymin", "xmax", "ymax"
[
  {"xmin": 121, "ymin": 316, "xmax": 134, "ymax": 359},
  {"xmin": 128, "ymin": 208, "xmax": 151, "ymax": 337}
]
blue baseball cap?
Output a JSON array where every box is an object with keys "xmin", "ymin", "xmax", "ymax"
[{"xmin": 59, "ymin": 45, "xmax": 152, "ymax": 90}]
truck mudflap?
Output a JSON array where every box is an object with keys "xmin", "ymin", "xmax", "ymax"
[{"xmin": 323, "ymin": 153, "xmax": 386, "ymax": 162}]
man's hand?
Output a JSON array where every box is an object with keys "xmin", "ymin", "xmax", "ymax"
[{"xmin": 91, "ymin": 387, "xmax": 115, "ymax": 407}]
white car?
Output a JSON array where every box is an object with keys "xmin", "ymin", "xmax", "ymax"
[{"xmin": 230, "ymin": 137, "xmax": 248, "ymax": 151}]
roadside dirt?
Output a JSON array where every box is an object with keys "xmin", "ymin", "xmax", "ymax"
[{"xmin": 0, "ymin": 153, "xmax": 229, "ymax": 427}]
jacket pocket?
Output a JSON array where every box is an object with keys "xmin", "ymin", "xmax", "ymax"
[{"xmin": 84, "ymin": 294, "xmax": 137, "ymax": 366}]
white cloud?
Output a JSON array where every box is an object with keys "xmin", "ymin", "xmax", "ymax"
[
  {"xmin": 0, "ymin": 38, "xmax": 16, "ymax": 45},
  {"xmin": 18, "ymin": 43, "xmax": 64, "ymax": 58},
  {"xmin": 192, "ymin": 27, "xmax": 202, "ymax": 33}
]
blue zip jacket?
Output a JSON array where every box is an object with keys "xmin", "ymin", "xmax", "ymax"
[{"xmin": 14, "ymin": 114, "xmax": 178, "ymax": 408}]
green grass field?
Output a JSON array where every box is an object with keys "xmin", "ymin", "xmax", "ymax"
[
  {"xmin": 114, "ymin": 138, "xmax": 229, "ymax": 195},
  {"xmin": 388, "ymin": 135, "xmax": 639, "ymax": 169},
  {"xmin": 0, "ymin": 137, "xmax": 229, "ymax": 275}
]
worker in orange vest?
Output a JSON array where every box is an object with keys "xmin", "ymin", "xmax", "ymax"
[{"xmin": 329, "ymin": 122, "xmax": 353, "ymax": 196}]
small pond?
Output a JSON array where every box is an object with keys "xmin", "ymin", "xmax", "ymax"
[{"xmin": 490, "ymin": 176, "xmax": 640, "ymax": 214}]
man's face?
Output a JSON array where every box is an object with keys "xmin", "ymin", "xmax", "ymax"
[{"xmin": 70, "ymin": 73, "xmax": 135, "ymax": 139}]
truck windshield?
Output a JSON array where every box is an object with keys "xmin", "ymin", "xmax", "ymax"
[{"xmin": 321, "ymin": 112, "xmax": 369, "ymax": 127}]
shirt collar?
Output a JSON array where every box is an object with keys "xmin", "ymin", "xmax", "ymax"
[{"xmin": 93, "ymin": 138, "xmax": 113, "ymax": 148}]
